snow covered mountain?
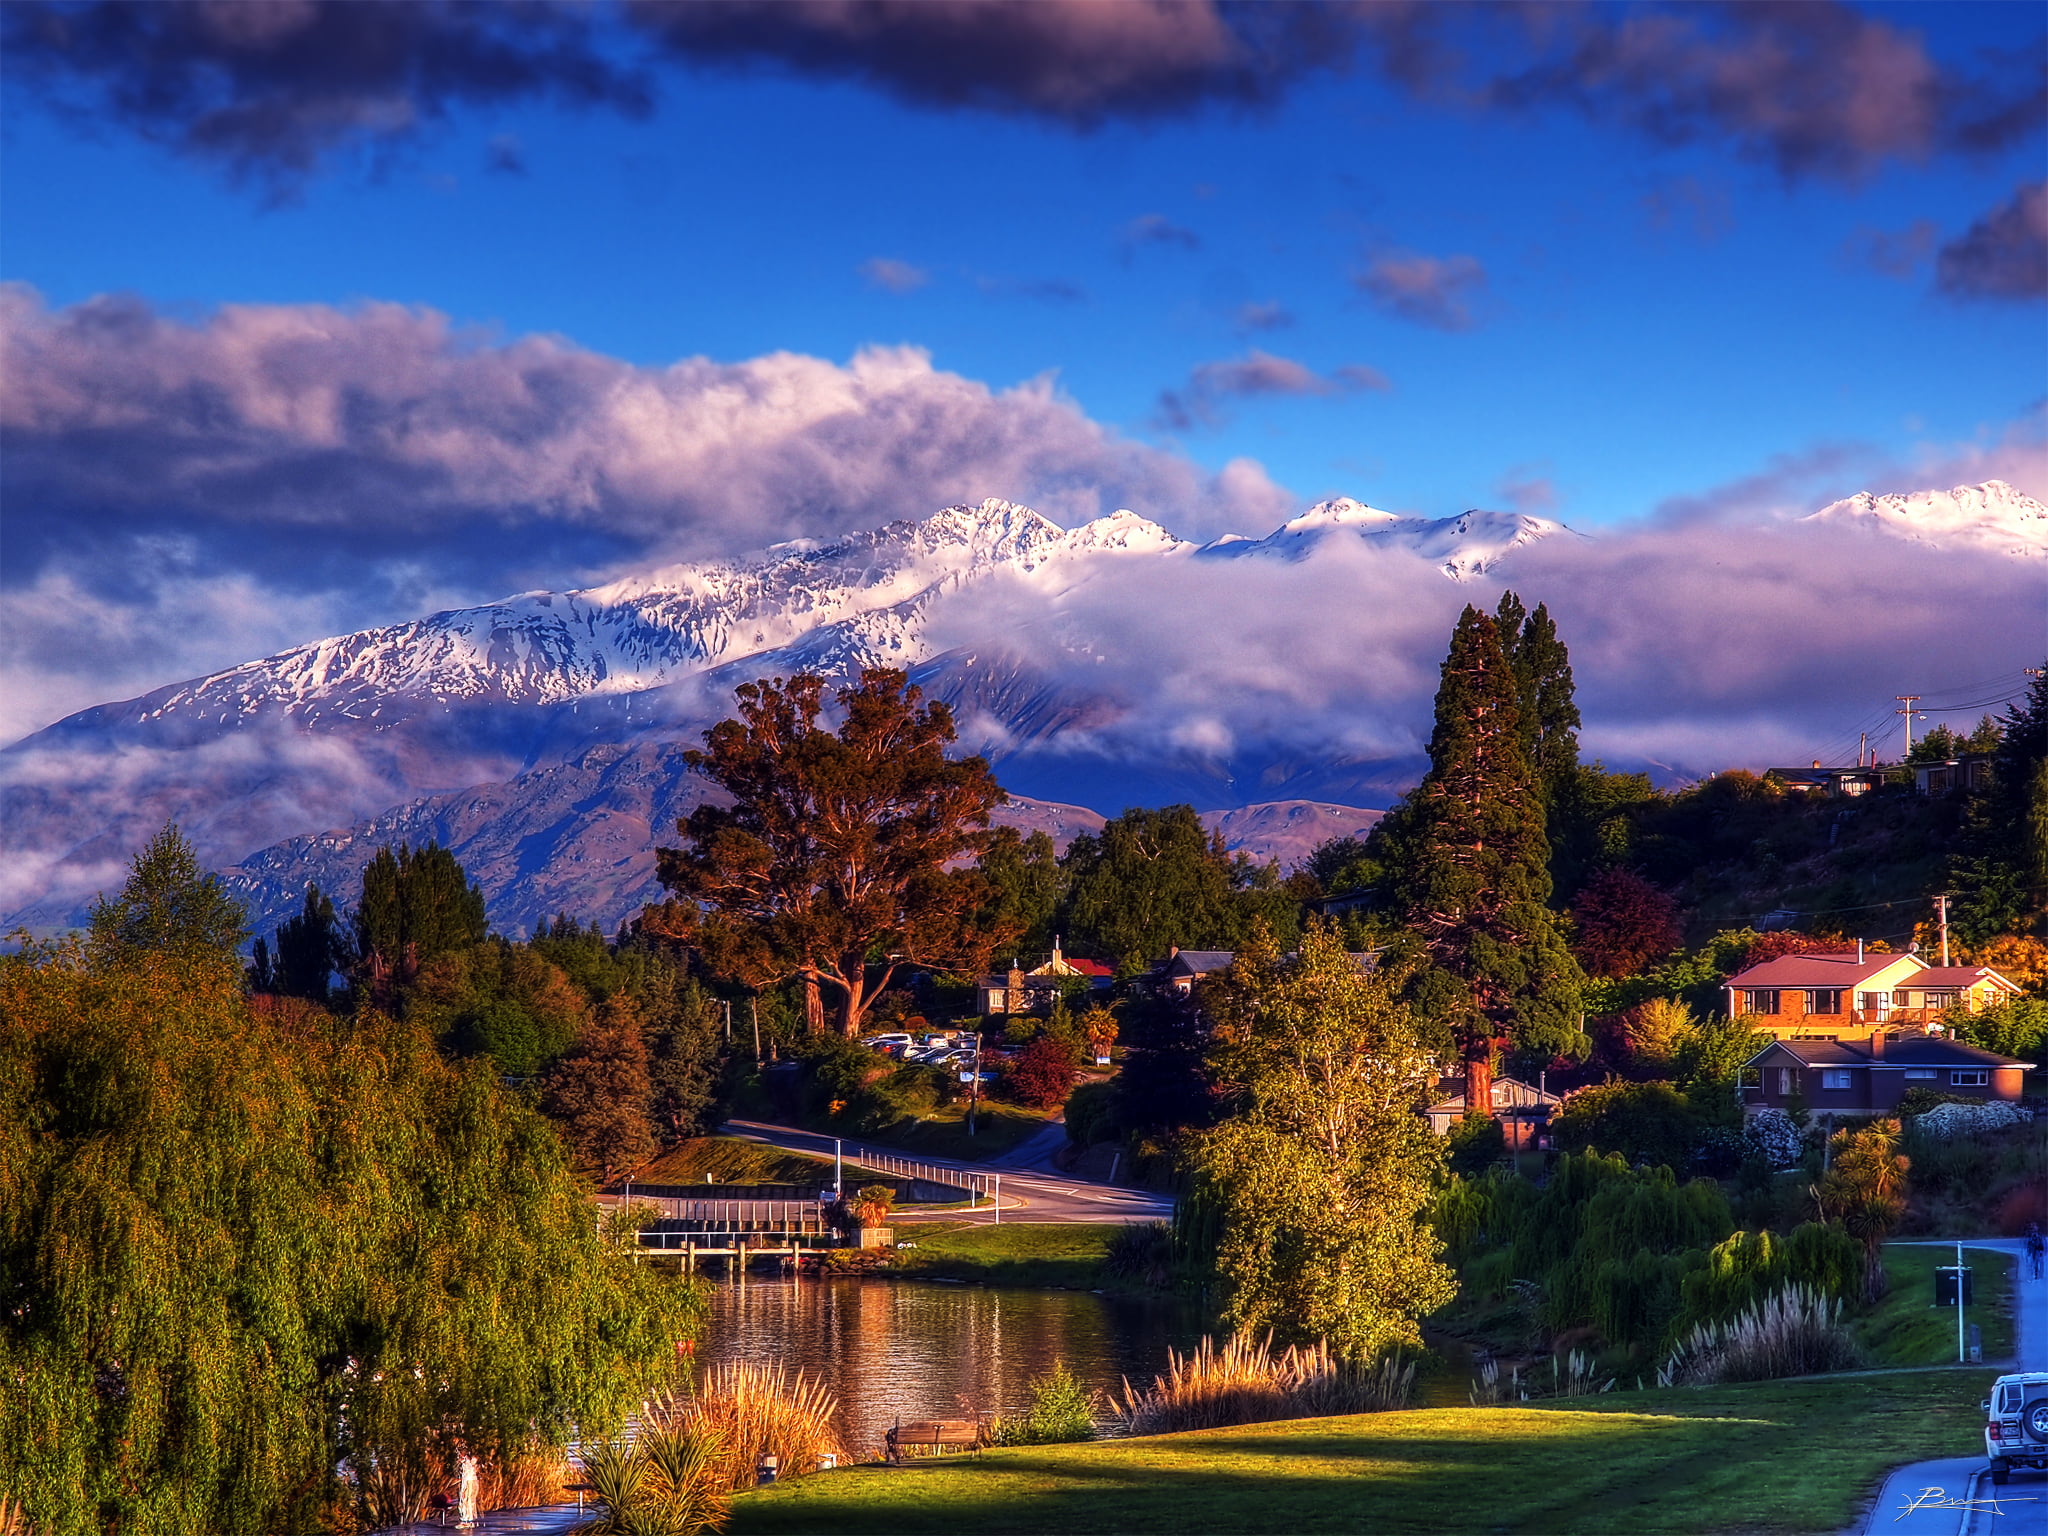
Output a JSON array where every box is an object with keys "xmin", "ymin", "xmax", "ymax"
[
  {"xmin": 3, "ymin": 481, "xmax": 2033, "ymax": 930},
  {"xmin": 1803, "ymin": 479, "xmax": 2048, "ymax": 557}
]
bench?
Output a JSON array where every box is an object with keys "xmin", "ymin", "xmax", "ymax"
[{"xmin": 884, "ymin": 1417, "xmax": 991, "ymax": 1464}]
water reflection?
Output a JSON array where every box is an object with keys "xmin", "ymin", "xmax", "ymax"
[{"xmin": 699, "ymin": 1274, "xmax": 1207, "ymax": 1455}]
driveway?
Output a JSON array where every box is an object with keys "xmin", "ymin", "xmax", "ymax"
[
  {"xmin": 1852, "ymin": 1240, "xmax": 2046, "ymax": 1536},
  {"xmin": 721, "ymin": 1117, "xmax": 1174, "ymax": 1225}
]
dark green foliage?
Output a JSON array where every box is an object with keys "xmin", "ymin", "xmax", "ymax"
[
  {"xmin": 1063, "ymin": 1079, "xmax": 1121, "ymax": 1147},
  {"xmin": 990, "ymin": 1361, "xmax": 1097, "ymax": 1445},
  {"xmin": 977, "ymin": 827, "xmax": 1065, "ymax": 958},
  {"xmin": 642, "ymin": 964, "xmax": 727, "ymax": 1142},
  {"xmin": 532, "ymin": 913, "xmax": 648, "ymax": 1000},
  {"xmin": 86, "ymin": 823, "xmax": 245, "ymax": 975},
  {"xmin": 1677, "ymin": 1226, "xmax": 1862, "ymax": 1331},
  {"xmin": 1951, "ymin": 996, "xmax": 2048, "ymax": 1059},
  {"xmin": 1435, "ymin": 1153, "xmax": 1740, "ymax": 1354},
  {"xmin": 409, "ymin": 938, "xmax": 588, "ymax": 1075},
  {"xmin": 1948, "ymin": 668, "xmax": 2048, "ymax": 943},
  {"xmin": 1058, "ymin": 804, "xmax": 1288, "ymax": 971},
  {"xmin": 264, "ymin": 882, "xmax": 344, "ymax": 1003},
  {"xmin": 1393, "ymin": 606, "xmax": 1586, "ymax": 1092},
  {"xmin": 542, "ymin": 994, "xmax": 659, "ymax": 1182},
  {"xmin": 1549, "ymin": 763, "xmax": 1661, "ymax": 901},
  {"xmin": 353, "ymin": 840, "xmax": 488, "ymax": 972},
  {"xmin": 1496, "ymin": 591, "xmax": 1581, "ymax": 805},
  {"xmin": 1551, "ymin": 1081, "xmax": 1708, "ymax": 1171},
  {"xmin": 1109, "ymin": 983, "xmax": 1217, "ymax": 1136},
  {"xmin": 0, "ymin": 928, "xmax": 698, "ymax": 1536},
  {"xmin": 1445, "ymin": 1111, "xmax": 1506, "ymax": 1178},
  {"xmin": 1304, "ymin": 832, "xmax": 1383, "ymax": 901}
]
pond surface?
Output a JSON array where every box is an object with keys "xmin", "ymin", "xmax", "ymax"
[{"xmin": 698, "ymin": 1273, "xmax": 1209, "ymax": 1455}]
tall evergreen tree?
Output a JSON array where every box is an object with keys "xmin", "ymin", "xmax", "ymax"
[
  {"xmin": 1949, "ymin": 666, "xmax": 2048, "ymax": 943},
  {"xmin": 1393, "ymin": 606, "xmax": 1586, "ymax": 1114},
  {"xmin": 351, "ymin": 842, "xmax": 489, "ymax": 977},
  {"xmin": 1497, "ymin": 592, "xmax": 1582, "ymax": 803},
  {"xmin": 269, "ymin": 883, "xmax": 343, "ymax": 1004},
  {"xmin": 87, "ymin": 823, "xmax": 245, "ymax": 976}
]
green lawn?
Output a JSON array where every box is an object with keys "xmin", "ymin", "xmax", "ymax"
[
  {"xmin": 729, "ymin": 1370, "xmax": 1997, "ymax": 1536},
  {"xmin": 862, "ymin": 1103, "xmax": 1055, "ymax": 1163},
  {"xmin": 1857, "ymin": 1244, "xmax": 2015, "ymax": 1366},
  {"xmin": 628, "ymin": 1136, "xmax": 836, "ymax": 1187},
  {"xmin": 888, "ymin": 1222, "xmax": 1120, "ymax": 1288}
]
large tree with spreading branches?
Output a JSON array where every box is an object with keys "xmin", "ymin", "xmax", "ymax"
[
  {"xmin": 1393, "ymin": 606, "xmax": 1586, "ymax": 1114},
  {"xmin": 649, "ymin": 668, "xmax": 1012, "ymax": 1037}
]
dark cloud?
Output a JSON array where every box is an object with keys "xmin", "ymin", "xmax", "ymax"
[
  {"xmin": 859, "ymin": 256, "xmax": 929, "ymax": 293},
  {"xmin": 1234, "ymin": 300, "xmax": 1294, "ymax": 332},
  {"xmin": 626, "ymin": 0, "xmax": 1358, "ymax": 124},
  {"xmin": 976, "ymin": 274, "xmax": 1088, "ymax": 304},
  {"xmin": 1843, "ymin": 219, "xmax": 1938, "ymax": 280},
  {"xmin": 1353, "ymin": 250, "xmax": 1487, "ymax": 331},
  {"xmin": 2, "ymin": 0, "xmax": 652, "ymax": 192},
  {"xmin": 1155, "ymin": 349, "xmax": 1386, "ymax": 432},
  {"xmin": 1120, "ymin": 213, "xmax": 1201, "ymax": 257},
  {"xmin": 1936, "ymin": 182, "xmax": 2048, "ymax": 302},
  {"xmin": 0, "ymin": 284, "xmax": 1294, "ymax": 738}
]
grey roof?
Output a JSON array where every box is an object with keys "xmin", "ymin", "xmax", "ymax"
[{"xmin": 1744, "ymin": 1036, "xmax": 2035, "ymax": 1070}]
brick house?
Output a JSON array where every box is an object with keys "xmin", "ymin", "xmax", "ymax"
[
  {"xmin": 1723, "ymin": 950, "xmax": 2022, "ymax": 1040},
  {"xmin": 1741, "ymin": 1034, "xmax": 2034, "ymax": 1115}
]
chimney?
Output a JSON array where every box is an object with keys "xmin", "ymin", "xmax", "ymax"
[
  {"xmin": 1812, "ymin": 760, "xmax": 1821, "ymax": 770},
  {"xmin": 1870, "ymin": 1030, "xmax": 1885, "ymax": 1060},
  {"xmin": 1856, "ymin": 938, "xmax": 1864, "ymax": 963}
]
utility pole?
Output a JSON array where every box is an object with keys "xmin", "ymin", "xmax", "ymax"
[
  {"xmin": 1935, "ymin": 894, "xmax": 1951, "ymax": 967},
  {"xmin": 1895, "ymin": 696, "xmax": 1923, "ymax": 756},
  {"xmin": 751, "ymin": 996, "xmax": 762, "ymax": 1066},
  {"xmin": 723, "ymin": 999, "xmax": 731, "ymax": 1045},
  {"xmin": 1857, "ymin": 731, "xmax": 1867, "ymax": 769}
]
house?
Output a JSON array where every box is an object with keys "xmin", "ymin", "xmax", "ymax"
[
  {"xmin": 1742, "ymin": 1033, "xmax": 2034, "ymax": 1116},
  {"xmin": 1915, "ymin": 755, "xmax": 1995, "ymax": 796},
  {"xmin": 975, "ymin": 939, "xmax": 1115, "ymax": 1015},
  {"xmin": 1425, "ymin": 1075, "xmax": 1563, "ymax": 1149},
  {"xmin": 1767, "ymin": 763, "xmax": 1883, "ymax": 797},
  {"xmin": 1144, "ymin": 945, "xmax": 1383, "ymax": 998},
  {"xmin": 1723, "ymin": 948, "xmax": 2022, "ymax": 1038}
]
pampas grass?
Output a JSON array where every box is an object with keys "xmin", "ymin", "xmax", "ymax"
[
  {"xmin": 679, "ymin": 1360, "xmax": 848, "ymax": 1493},
  {"xmin": 1659, "ymin": 1283, "xmax": 1861, "ymax": 1386},
  {"xmin": 1116, "ymin": 1334, "xmax": 1413, "ymax": 1437}
]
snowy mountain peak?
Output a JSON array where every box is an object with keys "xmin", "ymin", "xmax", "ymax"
[
  {"xmin": 1056, "ymin": 509, "xmax": 1188, "ymax": 555},
  {"xmin": 1804, "ymin": 479, "xmax": 2047, "ymax": 557},
  {"xmin": 1198, "ymin": 499, "xmax": 1564, "ymax": 580},
  {"xmin": 1283, "ymin": 497, "xmax": 1405, "ymax": 532}
]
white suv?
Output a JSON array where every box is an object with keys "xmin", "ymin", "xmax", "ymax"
[{"xmin": 1983, "ymin": 1372, "xmax": 2048, "ymax": 1484}]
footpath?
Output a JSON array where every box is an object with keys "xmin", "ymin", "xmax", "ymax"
[{"xmin": 1852, "ymin": 1239, "xmax": 2045, "ymax": 1536}]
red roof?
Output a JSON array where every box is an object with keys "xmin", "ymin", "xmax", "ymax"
[
  {"xmin": 1726, "ymin": 952, "xmax": 1917, "ymax": 989},
  {"xmin": 1067, "ymin": 958, "xmax": 1114, "ymax": 977},
  {"xmin": 1904, "ymin": 966, "xmax": 2019, "ymax": 990}
]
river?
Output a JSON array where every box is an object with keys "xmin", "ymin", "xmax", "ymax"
[{"xmin": 698, "ymin": 1272, "xmax": 1209, "ymax": 1455}]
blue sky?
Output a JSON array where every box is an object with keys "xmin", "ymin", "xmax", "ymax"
[{"xmin": 1, "ymin": 1, "xmax": 2044, "ymax": 738}]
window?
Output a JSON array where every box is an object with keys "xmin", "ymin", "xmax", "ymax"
[
  {"xmin": 1777, "ymin": 1067, "xmax": 1794, "ymax": 1095},
  {"xmin": 2001, "ymin": 1385, "xmax": 2024, "ymax": 1413},
  {"xmin": 1739, "ymin": 1066, "xmax": 1762, "ymax": 1089},
  {"xmin": 1903, "ymin": 1068, "xmax": 1939, "ymax": 1081},
  {"xmin": 1892, "ymin": 988, "xmax": 1911, "ymax": 1005},
  {"xmin": 1746, "ymin": 989, "xmax": 1781, "ymax": 1016},
  {"xmin": 1808, "ymin": 989, "xmax": 1843, "ymax": 1015},
  {"xmin": 1821, "ymin": 1069, "xmax": 1853, "ymax": 1091},
  {"xmin": 1923, "ymin": 991, "xmax": 1959, "ymax": 1011},
  {"xmin": 1859, "ymin": 991, "xmax": 1890, "ymax": 1016},
  {"xmin": 1950, "ymin": 1070, "xmax": 1989, "ymax": 1088}
]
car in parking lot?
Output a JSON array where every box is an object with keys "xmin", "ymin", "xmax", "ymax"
[{"xmin": 1983, "ymin": 1372, "xmax": 2048, "ymax": 1484}]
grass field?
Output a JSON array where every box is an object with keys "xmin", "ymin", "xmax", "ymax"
[
  {"xmin": 1857, "ymin": 1243, "xmax": 2016, "ymax": 1366},
  {"xmin": 728, "ymin": 1369, "xmax": 1997, "ymax": 1536},
  {"xmin": 628, "ymin": 1137, "xmax": 837, "ymax": 1187},
  {"xmin": 889, "ymin": 1222, "xmax": 1121, "ymax": 1288},
  {"xmin": 863, "ymin": 1103, "xmax": 1054, "ymax": 1162}
]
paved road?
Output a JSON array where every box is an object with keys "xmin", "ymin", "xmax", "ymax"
[
  {"xmin": 722, "ymin": 1117, "xmax": 1174, "ymax": 1225},
  {"xmin": 1853, "ymin": 1240, "xmax": 2046, "ymax": 1536}
]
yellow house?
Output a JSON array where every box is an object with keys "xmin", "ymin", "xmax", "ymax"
[{"xmin": 1723, "ymin": 950, "xmax": 2023, "ymax": 1040}]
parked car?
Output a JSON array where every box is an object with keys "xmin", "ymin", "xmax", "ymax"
[
  {"xmin": 1983, "ymin": 1372, "xmax": 2048, "ymax": 1484},
  {"xmin": 861, "ymin": 1033, "xmax": 914, "ymax": 1051}
]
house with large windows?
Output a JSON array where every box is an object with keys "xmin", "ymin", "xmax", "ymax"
[
  {"xmin": 1722, "ymin": 948, "xmax": 2022, "ymax": 1040},
  {"xmin": 1741, "ymin": 1034, "xmax": 2033, "ymax": 1116}
]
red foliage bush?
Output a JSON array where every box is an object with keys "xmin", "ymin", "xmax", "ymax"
[
  {"xmin": 999, "ymin": 1035, "xmax": 1076, "ymax": 1110},
  {"xmin": 1570, "ymin": 867, "xmax": 1683, "ymax": 978}
]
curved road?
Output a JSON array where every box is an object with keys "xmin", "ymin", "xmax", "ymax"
[
  {"xmin": 1854, "ymin": 1239, "xmax": 2046, "ymax": 1536},
  {"xmin": 721, "ymin": 1117, "xmax": 1174, "ymax": 1225}
]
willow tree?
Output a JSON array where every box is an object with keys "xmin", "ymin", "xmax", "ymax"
[
  {"xmin": 650, "ymin": 669, "xmax": 1011, "ymax": 1037},
  {"xmin": 1190, "ymin": 922, "xmax": 1455, "ymax": 1356},
  {"xmin": 0, "ymin": 847, "xmax": 696, "ymax": 1535},
  {"xmin": 1392, "ymin": 606, "xmax": 1585, "ymax": 1113}
]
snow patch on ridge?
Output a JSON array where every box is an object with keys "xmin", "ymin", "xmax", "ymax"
[{"xmin": 1803, "ymin": 480, "xmax": 2048, "ymax": 558}]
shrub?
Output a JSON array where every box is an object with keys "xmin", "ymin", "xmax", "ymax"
[
  {"xmin": 1658, "ymin": 1284, "xmax": 1860, "ymax": 1385},
  {"xmin": 1103, "ymin": 1221, "xmax": 1175, "ymax": 1287},
  {"xmin": 1913, "ymin": 1100, "xmax": 2031, "ymax": 1141},
  {"xmin": 1446, "ymin": 1111, "xmax": 1507, "ymax": 1177},
  {"xmin": 1551, "ymin": 1081, "xmax": 1705, "ymax": 1171},
  {"xmin": 679, "ymin": 1361, "xmax": 845, "ymax": 1494},
  {"xmin": 575, "ymin": 1420, "xmax": 728, "ymax": 1536},
  {"xmin": 1115, "ymin": 1335, "xmax": 1411, "ymax": 1437},
  {"xmin": 990, "ymin": 1360, "xmax": 1098, "ymax": 1446},
  {"xmin": 1000, "ymin": 1035, "xmax": 1077, "ymax": 1109},
  {"xmin": 1743, "ymin": 1108, "xmax": 1805, "ymax": 1169},
  {"xmin": 1064, "ymin": 1079, "xmax": 1120, "ymax": 1147}
]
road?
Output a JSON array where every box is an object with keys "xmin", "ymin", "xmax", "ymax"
[
  {"xmin": 1853, "ymin": 1239, "xmax": 2046, "ymax": 1536},
  {"xmin": 721, "ymin": 1117, "xmax": 1174, "ymax": 1225}
]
